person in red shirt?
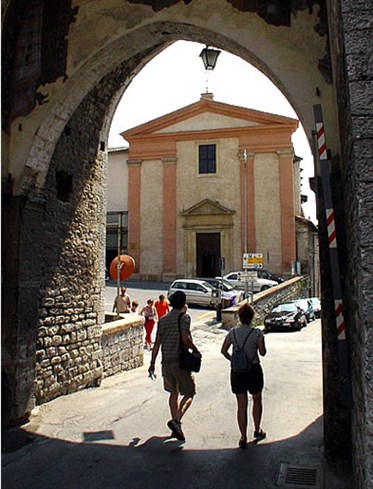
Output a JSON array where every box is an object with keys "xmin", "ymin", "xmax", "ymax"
[{"xmin": 154, "ymin": 294, "xmax": 170, "ymax": 319}]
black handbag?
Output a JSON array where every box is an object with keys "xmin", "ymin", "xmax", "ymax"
[{"xmin": 178, "ymin": 313, "xmax": 202, "ymax": 373}]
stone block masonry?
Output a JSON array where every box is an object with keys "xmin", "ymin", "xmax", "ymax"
[
  {"xmin": 36, "ymin": 288, "xmax": 103, "ymax": 403},
  {"xmin": 101, "ymin": 315, "xmax": 144, "ymax": 378},
  {"xmin": 221, "ymin": 276, "xmax": 308, "ymax": 329}
]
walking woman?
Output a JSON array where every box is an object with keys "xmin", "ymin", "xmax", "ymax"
[
  {"xmin": 221, "ymin": 302, "xmax": 267, "ymax": 448},
  {"xmin": 140, "ymin": 299, "xmax": 158, "ymax": 350}
]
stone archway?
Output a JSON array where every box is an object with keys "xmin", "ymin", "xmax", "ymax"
[{"xmin": 2, "ymin": 2, "xmax": 372, "ymax": 486}]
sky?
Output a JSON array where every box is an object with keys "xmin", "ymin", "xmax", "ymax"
[{"xmin": 109, "ymin": 40, "xmax": 317, "ymax": 223}]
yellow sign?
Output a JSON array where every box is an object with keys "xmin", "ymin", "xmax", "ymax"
[{"xmin": 243, "ymin": 253, "xmax": 263, "ymax": 269}]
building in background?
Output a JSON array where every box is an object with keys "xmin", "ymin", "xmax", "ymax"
[
  {"xmin": 106, "ymin": 147, "xmax": 129, "ymax": 268},
  {"xmin": 107, "ymin": 94, "xmax": 318, "ymax": 286},
  {"xmin": 296, "ymin": 216, "xmax": 320, "ymax": 297}
]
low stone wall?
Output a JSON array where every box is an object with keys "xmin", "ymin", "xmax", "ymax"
[
  {"xmin": 221, "ymin": 276, "xmax": 309, "ymax": 329},
  {"xmin": 101, "ymin": 314, "xmax": 144, "ymax": 378}
]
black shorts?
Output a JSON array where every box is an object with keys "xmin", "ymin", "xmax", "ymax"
[{"xmin": 230, "ymin": 363, "xmax": 264, "ymax": 395}]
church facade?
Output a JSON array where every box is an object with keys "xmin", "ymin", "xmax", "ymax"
[{"xmin": 114, "ymin": 94, "xmax": 304, "ymax": 281}]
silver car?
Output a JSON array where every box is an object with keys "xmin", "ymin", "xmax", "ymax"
[{"xmin": 167, "ymin": 279, "xmax": 219, "ymax": 307}]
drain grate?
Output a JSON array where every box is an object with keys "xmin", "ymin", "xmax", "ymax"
[{"xmin": 277, "ymin": 463, "xmax": 321, "ymax": 488}]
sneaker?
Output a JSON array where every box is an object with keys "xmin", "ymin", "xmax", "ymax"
[
  {"xmin": 253, "ymin": 429, "xmax": 266, "ymax": 442},
  {"xmin": 167, "ymin": 419, "xmax": 185, "ymax": 441}
]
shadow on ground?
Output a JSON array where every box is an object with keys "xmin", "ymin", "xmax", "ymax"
[{"xmin": 1, "ymin": 416, "xmax": 349, "ymax": 489}]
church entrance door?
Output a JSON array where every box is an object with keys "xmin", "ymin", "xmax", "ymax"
[{"xmin": 196, "ymin": 233, "xmax": 221, "ymax": 278}]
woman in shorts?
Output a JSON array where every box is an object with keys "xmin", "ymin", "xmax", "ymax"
[{"xmin": 221, "ymin": 302, "xmax": 267, "ymax": 448}]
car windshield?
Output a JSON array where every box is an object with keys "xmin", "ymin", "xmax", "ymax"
[
  {"xmin": 272, "ymin": 303, "xmax": 297, "ymax": 313},
  {"xmin": 201, "ymin": 281, "xmax": 214, "ymax": 290},
  {"xmin": 221, "ymin": 279, "xmax": 234, "ymax": 290}
]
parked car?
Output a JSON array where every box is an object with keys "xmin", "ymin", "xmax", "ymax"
[
  {"xmin": 257, "ymin": 269, "xmax": 284, "ymax": 284},
  {"xmin": 308, "ymin": 297, "xmax": 321, "ymax": 318},
  {"xmin": 222, "ymin": 271, "xmax": 277, "ymax": 292},
  {"xmin": 167, "ymin": 279, "xmax": 219, "ymax": 307},
  {"xmin": 294, "ymin": 298, "xmax": 316, "ymax": 323},
  {"xmin": 264, "ymin": 302, "xmax": 307, "ymax": 331},
  {"xmin": 197, "ymin": 277, "xmax": 245, "ymax": 305}
]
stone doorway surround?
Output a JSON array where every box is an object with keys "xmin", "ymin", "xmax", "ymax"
[{"xmin": 181, "ymin": 199, "xmax": 235, "ymax": 277}]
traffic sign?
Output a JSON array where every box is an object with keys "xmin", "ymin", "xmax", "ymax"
[
  {"xmin": 243, "ymin": 253, "xmax": 263, "ymax": 269},
  {"xmin": 238, "ymin": 271, "xmax": 258, "ymax": 281}
]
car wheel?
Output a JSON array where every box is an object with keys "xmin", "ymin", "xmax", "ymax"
[
  {"xmin": 261, "ymin": 285, "xmax": 270, "ymax": 291},
  {"xmin": 296, "ymin": 321, "xmax": 302, "ymax": 331}
]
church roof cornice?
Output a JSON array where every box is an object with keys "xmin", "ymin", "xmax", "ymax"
[{"xmin": 121, "ymin": 97, "xmax": 298, "ymax": 140}]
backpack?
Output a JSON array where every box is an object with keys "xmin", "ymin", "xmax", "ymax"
[{"xmin": 231, "ymin": 328, "xmax": 254, "ymax": 373}]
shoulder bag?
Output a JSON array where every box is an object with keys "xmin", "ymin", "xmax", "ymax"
[{"xmin": 178, "ymin": 313, "xmax": 202, "ymax": 373}]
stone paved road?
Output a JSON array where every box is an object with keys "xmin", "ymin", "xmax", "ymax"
[{"xmin": 2, "ymin": 319, "xmax": 345, "ymax": 489}]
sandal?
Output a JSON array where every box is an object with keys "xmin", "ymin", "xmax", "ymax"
[
  {"xmin": 253, "ymin": 429, "xmax": 266, "ymax": 442},
  {"xmin": 238, "ymin": 437, "xmax": 247, "ymax": 449}
]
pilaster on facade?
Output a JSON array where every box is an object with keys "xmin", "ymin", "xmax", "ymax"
[
  {"xmin": 127, "ymin": 159, "xmax": 143, "ymax": 167},
  {"xmin": 277, "ymin": 149, "xmax": 296, "ymax": 272},
  {"xmin": 239, "ymin": 150, "xmax": 256, "ymax": 255}
]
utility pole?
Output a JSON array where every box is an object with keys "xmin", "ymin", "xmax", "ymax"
[{"xmin": 313, "ymin": 104, "xmax": 351, "ymax": 407}]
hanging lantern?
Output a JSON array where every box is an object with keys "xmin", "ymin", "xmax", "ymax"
[{"xmin": 199, "ymin": 46, "xmax": 221, "ymax": 70}]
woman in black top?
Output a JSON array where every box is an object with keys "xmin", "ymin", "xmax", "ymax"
[{"xmin": 221, "ymin": 302, "xmax": 267, "ymax": 448}]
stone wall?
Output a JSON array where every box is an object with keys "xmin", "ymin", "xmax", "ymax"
[
  {"xmin": 2, "ymin": 48, "xmax": 158, "ymax": 423},
  {"xmin": 221, "ymin": 276, "xmax": 308, "ymax": 329},
  {"xmin": 102, "ymin": 315, "xmax": 144, "ymax": 378},
  {"xmin": 328, "ymin": 2, "xmax": 373, "ymax": 487}
]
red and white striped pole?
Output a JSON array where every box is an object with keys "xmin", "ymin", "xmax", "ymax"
[{"xmin": 313, "ymin": 104, "xmax": 349, "ymax": 404}]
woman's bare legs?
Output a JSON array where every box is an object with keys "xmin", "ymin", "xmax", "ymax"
[
  {"xmin": 252, "ymin": 391, "xmax": 263, "ymax": 432},
  {"xmin": 236, "ymin": 393, "xmax": 248, "ymax": 443}
]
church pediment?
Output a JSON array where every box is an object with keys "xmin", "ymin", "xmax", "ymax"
[
  {"xmin": 121, "ymin": 97, "xmax": 298, "ymax": 140},
  {"xmin": 181, "ymin": 199, "xmax": 235, "ymax": 217}
]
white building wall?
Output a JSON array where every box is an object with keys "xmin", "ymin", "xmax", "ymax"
[{"xmin": 107, "ymin": 149, "xmax": 128, "ymax": 212}]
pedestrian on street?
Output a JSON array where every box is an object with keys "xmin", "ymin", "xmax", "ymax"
[
  {"xmin": 154, "ymin": 294, "xmax": 170, "ymax": 319},
  {"xmin": 148, "ymin": 291, "xmax": 200, "ymax": 442},
  {"xmin": 112, "ymin": 287, "xmax": 131, "ymax": 314},
  {"xmin": 221, "ymin": 302, "xmax": 267, "ymax": 448},
  {"xmin": 130, "ymin": 300, "xmax": 139, "ymax": 314},
  {"xmin": 140, "ymin": 299, "xmax": 158, "ymax": 350}
]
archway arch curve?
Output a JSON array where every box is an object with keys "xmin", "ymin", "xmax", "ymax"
[{"xmin": 19, "ymin": 16, "xmax": 337, "ymax": 195}]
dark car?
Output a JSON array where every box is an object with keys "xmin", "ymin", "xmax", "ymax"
[
  {"xmin": 257, "ymin": 269, "xmax": 284, "ymax": 284},
  {"xmin": 264, "ymin": 302, "xmax": 307, "ymax": 332},
  {"xmin": 294, "ymin": 298, "xmax": 316, "ymax": 323}
]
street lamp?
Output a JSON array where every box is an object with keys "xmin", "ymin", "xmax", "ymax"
[{"xmin": 199, "ymin": 46, "xmax": 221, "ymax": 70}]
